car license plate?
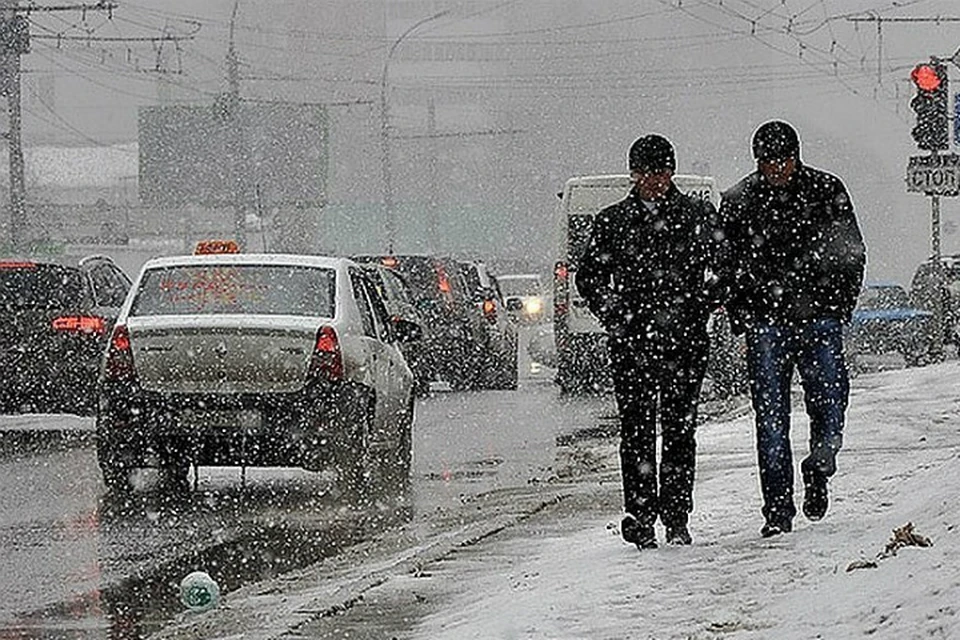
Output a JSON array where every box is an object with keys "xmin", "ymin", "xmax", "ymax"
[{"xmin": 182, "ymin": 409, "xmax": 261, "ymax": 431}]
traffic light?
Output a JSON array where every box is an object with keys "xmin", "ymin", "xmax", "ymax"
[{"xmin": 910, "ymin": 61, "xmax": 949, "ymax": 151}]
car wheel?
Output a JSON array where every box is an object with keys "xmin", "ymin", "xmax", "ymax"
[
  {"xmin": 449, "ymin": 345, "xmax": 483, "ymax": 391},
  {"xmin": 157, "ymin": 438, "xmax": 191, "ymax": 495},
  {"xmin": 489, "ymin": 341, "xmax": 519, "ymax": 390},
  {"xmin": 0, "ymin": 392, "xmax": 17, "ymax": 415},
  {"xmin": 96, "ymin": 408, "xmax": 138, "ymax": 496},
  {"xmin": 97, "ymin": 442, "xmax": 134, "ymax": 496},
  {"xmin": 390, "ymin": 397, "xmax": 414, "ymax": 493},
  {"xmin": 557, "ymin": 358, "xmax": 593, "ymax": 395},
  {"xmin": 336, "ymin": 391, "xmax": 375, "ymax": 504}
]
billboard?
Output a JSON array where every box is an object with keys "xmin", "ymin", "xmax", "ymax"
[{"xmin": 138, "ymin": 102, "xmax": 328, "ymax": 208}]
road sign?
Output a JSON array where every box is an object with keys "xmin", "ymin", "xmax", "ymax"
[{"xmin": 906, "ymin": 153, "xmax": 960, "ymax": 195}]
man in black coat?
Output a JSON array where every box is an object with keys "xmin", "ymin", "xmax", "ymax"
[
  {"xmin": 576, "ymin": 134, "xmax": 724, "ymax": 549},
  {"xmin": 720, "ymin": 120, "xmax": 866, "ymax": 537}
]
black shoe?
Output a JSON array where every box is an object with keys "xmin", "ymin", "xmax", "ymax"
[
  {"xmin": 760, "ymin": 519, "xmax": 792, "ymax": 538},
  {"xmin": 802, "ymin": 460, "xmax": 829, "ymax": 521},
  {"xmin": 621, "ymin": 515, "xmax": 658, "ymax": 550},
  {"xmin": 665, "ymin": 525, "xmax": 692, "ymax": 546}
]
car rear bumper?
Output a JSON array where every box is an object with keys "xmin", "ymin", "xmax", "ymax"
[
  {"xmin": 97, "ymin": 380, "xmax": 357, "ymax": 468},
  {"xmin": 1, "ymin": 348, "xmax": 100, "ymax": 411}
]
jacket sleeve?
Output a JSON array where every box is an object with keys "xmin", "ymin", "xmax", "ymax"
[
  {"xmin": 575, "ymin": 210, "xmax": 620, "ymax": 328},
  {"xmin": 699, "ymin": 199, "xmax": 729, "ymax": 310},
  {"xmin": 823, "ymin": 179, "xmax": 866, "ymax": 321}
]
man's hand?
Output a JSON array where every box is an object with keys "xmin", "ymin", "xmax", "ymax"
[{"xmin": 597, "ymin": 293, "xmax": 629, "ymax": 336}]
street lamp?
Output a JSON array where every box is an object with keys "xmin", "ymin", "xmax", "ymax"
[{"xmin": 380, "ymin": 9, "xmax": 449, "ymax": 255}]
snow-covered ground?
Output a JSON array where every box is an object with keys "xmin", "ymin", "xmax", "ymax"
[
  {"xmin": 155, "ymin": 361, "xmax": 960, "ymax": 639},
  {"xmin": 404, "ymin": 362, "xmax": 960, "ymax": 639}
]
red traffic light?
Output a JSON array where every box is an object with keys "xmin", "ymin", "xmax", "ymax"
[{"xmin": 911, "ymin": 63, "xmax": 942, "ymax": 92}]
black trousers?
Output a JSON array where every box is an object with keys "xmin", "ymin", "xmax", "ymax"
[{"xmin": 608, "ymin": 332, "xmax": 708, "ymax": 529}]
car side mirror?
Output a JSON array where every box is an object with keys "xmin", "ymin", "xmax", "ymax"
[
  {"xmin": 506, "ymin": 298, "xmax": 523, "ymax": 312},
  {"xmin": 392, "ymin": 317, "xmax": 423, "ymax": 343}
]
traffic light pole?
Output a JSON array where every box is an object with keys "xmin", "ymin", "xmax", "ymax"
[{"xmin": 930, "ymin": 190, "xmax": 944, "ymax": 361}]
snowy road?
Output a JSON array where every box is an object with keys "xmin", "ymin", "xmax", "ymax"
[
  {"xmin": 0, "ymin": 326, "xmax": 620, "ymax": 638},
  {"xmin": 0, "ymin": 327, "xmax": 905, "ymax": 638}
]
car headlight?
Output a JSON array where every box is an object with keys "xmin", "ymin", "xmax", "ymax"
[{"xmin": 523, "ymin": 297, "xmax": 543, "ymax": 316}]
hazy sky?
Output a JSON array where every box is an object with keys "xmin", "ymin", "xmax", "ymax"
[{"xmin": 10, "ymin": 0, "xmax": 960, "ymax": 280}]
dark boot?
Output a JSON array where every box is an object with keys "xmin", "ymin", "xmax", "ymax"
[
  {"xmin": 621, "ymin": 514, "xmax": 657, "ymax": 550},
  {"xmin": 665, "ymin": 524, "xmax": 692, "ymax": 546},
  {"xmin": 760, "ymin": 518, "xmax": 793, "ymax": 538},
  {"xmin": 801, "ymin": 457, "xmax": 830, "ymax": 521}
]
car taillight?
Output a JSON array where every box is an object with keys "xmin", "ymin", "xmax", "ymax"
[
  {"xmin": 554, "ymin": 261, "xmax": 569, "ymax": 319},
  {"xmin": 309, "ymin": 325, "xmax": 343, "ymax": 381},
  {"xmin": 482, "ymin": 298, "xmax": 496, "ymax": 322},
  {"xmin": 104, "ymin": 324, "xmax": 137, "ymax": 382},
  {"xmin": 52, "ymin": 315, "xmax": 106, "ymax": 335},
  {"xmin": 437, "ymin": 272, "xmax": 452, "ymax": 294}
]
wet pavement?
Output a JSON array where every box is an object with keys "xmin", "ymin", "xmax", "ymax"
[{"xmin": 0, "ymin": 327, "xmax": 615, "ymax": 638}]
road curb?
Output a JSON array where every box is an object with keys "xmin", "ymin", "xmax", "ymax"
[{"xmin": 149, "ymin": 482, "xmax": 598, "ymax": 640}]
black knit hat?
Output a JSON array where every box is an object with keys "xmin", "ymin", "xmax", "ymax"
[
  {"xmin": 628, "ymin": 134, "xmax": 676, "ymax": 172},
  {"xmin": 752, "ymin": 120, "xmax": 800, "ymax": 161}
]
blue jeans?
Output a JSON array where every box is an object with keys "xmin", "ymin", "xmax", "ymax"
[{"xmin": 746, "ymin": 318, "xmax": 849, "ymax": 524}]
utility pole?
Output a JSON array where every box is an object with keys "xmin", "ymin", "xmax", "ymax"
[
  {"xmin": 227, "ymin": 0, "xmax": 247, "ymax": 250},
  {"xmin": 380, "ymin": 9, "xmax": 449, "ymax": 255},
  {"xmin": 0, "ymin": 1, "xmax": 116, "ymax": 250},
  {"xmin": 0, "ymin": 0, "xmax": 26, "ymax": 250},
  {"xmin": 426, "ymin": 96, "xmax": 438, "ymax": 252}
]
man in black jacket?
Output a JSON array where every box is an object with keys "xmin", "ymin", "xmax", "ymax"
[
  {"xmin": 720, "ymin": 120, "xmax": 866, "ymax": 538},
  {"xmin": 576, "ymin": 134, "xmax": 724, "ymax": 549}
]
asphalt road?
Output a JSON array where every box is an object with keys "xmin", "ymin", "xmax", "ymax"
[
  {"xmin": 0, "ymin": 325, "xmax": 620, "ymax": 639},
  {"xmin": 0, "ymin": 326, "xmax": 904, "ymax": 639}
]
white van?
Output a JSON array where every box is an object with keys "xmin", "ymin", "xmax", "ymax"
[{"xmin": 552, "ymin": 174, "xmax": 720, "ymax": 394}]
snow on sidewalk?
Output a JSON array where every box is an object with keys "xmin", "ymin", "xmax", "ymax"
[{"xmin": 404, "ymin": 362, "xmax": 960, "ymax": 639}]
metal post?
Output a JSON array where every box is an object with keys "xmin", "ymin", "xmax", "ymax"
[
  {"xmin": 932, "ymin": 193, "xmax": 945, "ymax": 360},
  {"xmin": 228, "ymin": 0, "xmax": 247, "ymax": 250},
  {"xmin": 379, "ymin": 10, "xmax": 449, "ymax": 255},
  {"xmin": 379, "ymin": 63, "xmax": 394, "ymax": 255},
  {"xmin": 1, "ymin": 0, "xmax": 25, "ymax": 250},
  {"xmin": 427, "ymin": 96, "xmax": 438, "ymax": 251}
]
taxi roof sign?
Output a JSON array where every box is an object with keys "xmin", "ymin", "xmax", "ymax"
[{"xmin": 194, "ymin": 240, "xmax": 240, "ymax": 255}]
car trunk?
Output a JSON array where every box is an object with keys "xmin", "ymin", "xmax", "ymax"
[
  {"xmin": 0, "ymin": 263, "xmax": 99, "ymax": 368},
  {"xmin": 127, "ymin": 316, "xmax": 319, "ymax": 394}
]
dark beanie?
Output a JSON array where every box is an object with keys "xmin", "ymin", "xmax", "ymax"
[
  {"xmin": 629, "ymin": 134, "xmax": 676, "ymax": 172},
  {"xmin": 752, "ymin": 120, "xmax": 800, "ymax": 160}
]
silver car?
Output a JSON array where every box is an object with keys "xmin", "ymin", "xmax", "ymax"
[{"xmin": 96, "ymin": 253, "xmax": 418, "ymax": 500}]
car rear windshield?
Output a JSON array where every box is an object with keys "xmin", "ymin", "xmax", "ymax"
[
  {"xmin": 130, "ymin": 264, "xmax": 336, "ymax": 317},
  {"xmin": 499, "ymin": 276, "xmax": 542, "ymax": 296},
  {"xmin": 358, "ymin": 257, "xmax": 440, "ymax": 298},
  {"xmin": 0, "ymin": 262, "xmax": 87, "ymax": 310}
]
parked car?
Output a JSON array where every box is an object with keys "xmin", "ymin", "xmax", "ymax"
[
  {"xmin": 360, "ymin": 262, "xmax": 430, "ymax": 396},
  {"xmin": 498, "ymin": 273, "xmax": 546, "ymax": 325},
  {"xmin": 457, "ymin": 260, "xmax": 519, "ymax": 390},
  {"xmin": 96, "ymin": 252, "xmax": 418, "ymax": 499},
  {"xmin": 910, "ymin": 254, "xmax": 960, "ymax": 355},
  {"xmin": 846, "ymin": 282, "xmax": 933, "ymax": 367},
  {"xmin": 0, "ymin": 253, "xmax": 130, "ymax": 415},
  {"xmin": 353, "ymin": 254, "xmax": 483, "ymax": 390}
]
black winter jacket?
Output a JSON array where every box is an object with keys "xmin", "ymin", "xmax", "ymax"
[
  {"xmin": 719, "ymin": 163, "xmax": 866, "ymax": 333},
  {"xmin": 575, "ymin": 183, "xmax": 724, "ymax": 345}
]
